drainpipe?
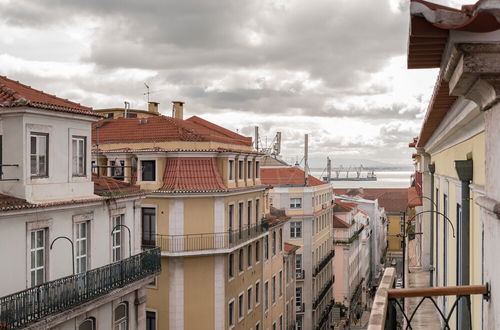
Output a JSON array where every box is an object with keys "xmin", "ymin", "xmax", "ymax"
[
  {"xmin": 454, "ymin": 159, "xmax": 473, "ymax": 330},
  {"xmin": 428, "ymin": 163, "xmax": 435, "ymax": 286}
]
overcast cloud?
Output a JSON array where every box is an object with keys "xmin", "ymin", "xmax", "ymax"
[{"xmin": 0, "ymin": 0, "xmax": 472, "ymax": 165}]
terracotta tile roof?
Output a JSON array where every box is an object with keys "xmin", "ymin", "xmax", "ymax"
[
  {"xmin": 408, "ymin": 186, "xmax": 423, "ymax": 207},
  {"xmin": 266, "ymin": 206, "xmax": 291, "ymax": 227},
  {"xmin": 92, "ymin": 146, "xmax": 263, "ymax": 155},
  {"xmin": 335, "ymin": 188, "xmax": 409, "ymax": 213},
  {"xmin": 92, "ymin": 115, "xmax": 252, "ymax": 146},
  {"xmin": 0, "ymin": 176, "xmax": 142, "ymax": 212},
  {"xmin": 333, "ymin": 215, "xmax": 351, "ymax": 228},
  {"xmin": 284, "ymin": 243, "xmax": 300, "ymax": 253},
  {"xmin": 261, "ymin": 167, "xmax": 325, "ymax": 187},
  {"xmin": 161, "ymin": 157, "xmax": 227, "ymax": 193},
  {"xmin": 408, "ymin": 0, "xmax": 500, "ymax": 69},
  {"xmin": 0, "ymin": 76, "xmax": 98, "ymax": 117},
  {"xmin": 333, "ymin": 203, "xmax": 352, "ymax": 213},
  {"xmin": 92, "ymin": 175, "xmax": 142, "ymax": 195}
]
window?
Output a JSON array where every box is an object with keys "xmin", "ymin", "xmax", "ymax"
[
  {"xmin": 264, "ymin": 281, "xmax": 269, "ymax": 311},
  {"xmin": 279, "ymin": 270, "xmax": 283, "ymax": 297},
  {"xmin": 229, "ymin": 204, "xmax": 235, "ymax": 243},
  {"xmin": 114, "ymin": 302, "xmax": 128, "ymax": 330},
  {"xmin": 279, "ymin": 315, "xmax": 283, "ymax": 330},
  {"xmin": 273, "ymin": 322, "xmax": 277, "ymax": 330},
  {"xmin": 105, "ymin": 113, "xmax": 114, "ymax": 119},
  {"xmin": 75, "ymin": 222, "xmax": 89, "ymax": 273},
  {"xmin": 72, "ymin": 136, "xmax": 86, "ymax": 176},
  {"xmin": 110, "ymin": 160, "xmax": 125, "ymax": 180},
  {"xmin": 238, "ymin": 160, "xmax": 243, "ymax": 180},
  {"xmin": 272, "ymin": 275, "xmax": 276, "ymax": 304},
  {"xmin": 247, "ymin": 287, "xmax": 253, "ymax": 312},
  {"xmin": 296, "ymin": 254, "xmax": 302, "ymax": 274},
  {"xmin": 255, "ymin": 241, "xmax": 260, "ymax": 263},
  {"xmin": 125, "ymin": 113, "xmax": 137, "ymax": 118},
  {"xmin": 272, "ymin": 230, "xmax": 276, "ymax": 255},
  {"xmin": 141, "ymin": 208, "xmax": 156, "ymax": 247},
  {"xmin": 238, "ymin": 202, "xmax": 244, "ymax": 232},
  {"xmin": 79, "ymin": 318, "xmax": 96, "ymax": 330},
  {"xmin": 247, "ymin": 245, "xmax": 252, "ymax": 268},
  {"xmin": 229, "ymin": 300, "xmax": 235, "ymax": 327},
  {"xmin": 238, "ymin": 249, "xmax": 244, "ymax": 273},
  {"xmin": 255, "ymin": 161, "xmax": 260, "ymax": 178},
  {"xmin": 256, "ymin": 322, "xmax": 260, "ymax": 330},
  {"xmin": 290, "ymin": 221, "xmax": 302, "ymax": 238},
  {"xmin": 229, "ymin": 160, "xmax": 234, "ymax": 180},
  {"xmin": 30, "ymin": 229, "xmax": 46, "ymax": 287},
  {"xmin": 290, "ymin": 198, "xmax": 302, "ymax": 209},
  {"xmin": 229, "ymin": 253, "xmax": 234, "ymax": 278},
  {"xmin": 255, "ymin": 199, "xmax": 260, "ymax": 224},
  {"xmin": 279, "ymin": 228, "xmax": 282, "ymax": 251},
  {"xmin": 112, "ymin": 215, "xmax": 124, "ymax": 262},
  {"xmin": 296, "ymin": 287, "xmax": 303, "ymax": 307},
  {"xmin": 30, "ymin": 133, "xmax": 48, "ymax": 177},
  {"xmin": 247, "ymin": 200, "xmax": 252, "ymax": 227},
  {"xmin": 141, "ymin": 160, "xmax": 156, "ymax": 181},
  {"xmin": 238, "ymin": 293, "xmax": 244, "ymax": 320},
  {"xmin": 264, "ymin": 236, "xmax": 269, "ymax": 260},
  {"xmin": 255, "ymin": 281, "xmax": 260, "ymax": 305},
  {"xmin": 247, "ymin": 161, "xmax": 253, "ymax": 179},
  {"xmin": 146, "ymin": 311, "xmax": 156, "ymax": 330}
]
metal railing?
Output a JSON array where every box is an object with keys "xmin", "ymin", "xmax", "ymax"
[
  {"xmin": 313, "ymin": 250, "xmax": 335, "ymax": 277},
  {"xmin": 296, "ymin": 269, "xmax": 305, "ymax": 280},
  {"xmin": 314, "ymin": 299, "xmax": 334, "ymax": 330},
  {"xmin": 333, "ymin": 227, "xmax": 364, "ymax": 245},
  {"xmin": 143, "ymin": 223, "xmax": 267, "ymax": 253},
  {"xmin": 313, "ymin": 279, "xmax": 334, "ymax": 310},
  {"xmin": 367, "ymin": 268, "xmax": 489, "ymax": 330},
  {"xmin": 0, "ymin": 248, "xmax": 161, "ymax": 329}
]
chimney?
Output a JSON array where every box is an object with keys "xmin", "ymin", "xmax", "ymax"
[
  {"xmin": 172, "ymin": 101, "xmax": 184, "ymax": 120},
  {"xmin": 148, "ymin": 101, "xmax": 159, "ymax": 114}
]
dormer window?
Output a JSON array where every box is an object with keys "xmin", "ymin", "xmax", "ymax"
[
  {"xmin": 30, "ymin": 133, "xmax": 48, "ymax": 177},
  {"xmin": 141, "ymin": 160, "xmax": 156, "ymax": 182},
  {"xmin": 72, "ymin": 136, "xmax": 86, "ymax": 177}
]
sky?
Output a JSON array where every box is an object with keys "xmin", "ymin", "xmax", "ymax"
[{"xmin": 0, "ymin": 0, "xmax": 473, "ymax": 165}]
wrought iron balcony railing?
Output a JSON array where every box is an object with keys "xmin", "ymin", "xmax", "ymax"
[
  {"xmin": 296, "ymin": 269, "xmax": 305, "ymax": 280},
  {"xmin": 314, "ymin": 299, "xmax": 334, "ymax": 330},
  {"xmin": 143, "ymin": 223, "xmax": 267, "ymax": 253},
  {"xmin": 313, "ymin": 250, "xmax": 335, "ymax": 277},
  {"xmin": 333, "ymin": 227, "xmax": 364, "ymax": 245},
  {"xmin": 0, "ymin": 248, "xmax": 161, "ymax": 329},
  {"xmin": 313, "ymin": 279, "xmax": 334, "ymax": 310},
  {"xmin": 368, "ymin": 267, "xmax": 489, "ymax": 330}
]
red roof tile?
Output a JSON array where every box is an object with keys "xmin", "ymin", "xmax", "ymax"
[
  {"xmin": 284, "ymin": 243, "xmax": 300, "ymax": 253},
  {"xmin": 0, "ymin": 76, "xmax": 97, "ymax": 117},
  {"xmin": 92, "ymin": 116, "xmax": 252, "ymax": 147},
  {"xmin": 92, "ymin": 175, "xmax": 142, "ymax": 195},
  {"xmin": 333, "ymin": 215, "xmax": 351, "ymax": 228},
  {"xmin": 408, "ymin": 186, "xmax": 423, "ymax": 207},
  {"xmin": 261, "ymin": 167, "xmax": 325, "ymax": 187},
  {"xmin": 334, "ymin": 188, "xmax": 409, "ymax": 213},
  {"xmin": 161, "ymin": 157, "xmax": 227, "ymax": 192},
  {"xmin": 186, "ymin": 116, "xmax": 252, "ymax": 146}
]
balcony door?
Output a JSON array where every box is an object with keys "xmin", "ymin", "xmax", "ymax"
[{"xmin": 142, "ymin": 208, "xmax": 156, "ymax": 247}]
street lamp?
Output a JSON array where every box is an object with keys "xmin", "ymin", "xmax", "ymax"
[
  {"xmin": 50, "ymin": 236, "xmax": 75, "ymax": 275},
  {"xmin": 111, "ymin": 224, "xmax": 132, "ymax": 257}
]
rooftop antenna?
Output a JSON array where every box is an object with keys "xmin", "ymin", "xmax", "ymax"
[
  {"xmin": 144, "ymin": 83, "xmax": 150, "ymax": 103},
  {"xmin": 255, "ymin": 126, "xmax": 259, "ymax": 151}
]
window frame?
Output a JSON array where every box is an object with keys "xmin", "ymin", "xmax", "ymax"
[
  {"xmin": 247, "ymin": 286, "xmax": 253, "ymax": 314},
  {"xmin": 290, "ymin": 198, "xmax": 302, "ymax": 209},
  {"xmin": 255, "ymin": 280, "xmax": 261, "ymax": 306},
  {"xmin": 71, "ymin": 135, "xmax": 87, "ymax": 177},
  {"xmin": 229, "ymin": 159, "xmax": 235, "ymax": 180},
  {"xmin": 112, "ymin": 214, "xmax": 124, "ymax": 262},
  {"xmin": 75, "ymin": 221, "xmax": 89, "ymax": 273},
  {"xmin": 114, "ymin": 302, "xmax": 128, "ymax": 330},
  {"xmin": 30, "ymin": 229, "xmax": 47, "ymax": 287},
  {"xmin": 141, "ymin": 207, "xmax": 156, "ymax": 247},
  {"xmin": 229, "ymin": 253, "xmax": 235, "ymax": 279},
  {"xmin": 290, "ymin": 221, "xmax": 302, "ymax": 239},
  {"xmin": 146, "ymin": 310, "xmax": 157, "ymax": 330},
  {"xmin": 30, "ymin": 132, "xmax": 49, "ymax": 178},
  {"xmin": 141, "ymin": 160, "xmax": 156, "ymax": 182},
  {"xmin": 238, "ymin": 292, "xmax": 245, "ymax": 322},
  {"xmin": 228, "ymin": 299, "xmax": 235, "ymax": 328}
]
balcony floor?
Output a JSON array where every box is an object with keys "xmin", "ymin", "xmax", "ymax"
[{"xmin": 405, "ymin": 267, "xmax": 441, "ymax": 330}]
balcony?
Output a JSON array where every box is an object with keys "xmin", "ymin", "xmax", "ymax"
[
  {"xmin": 314, "ymin": 299, "xmax": 334, "ymax": 330},
  {"xmin": 313, "ymin": 279, "xmax": 334, "ymax": 310},
  {"xmin": 333, "ymin": 227, "xmax": 363, "ymax": 245},
  {"xmin": 144, "ymin": 223, "xmax": 267, "ymax": 254},
  {"xmin": 368, "ymin": 267, "xmax": 489, "ymax": 329},
  {"xmin": 313, "ymin": 250, "xmax": 334, "ymax": 277},
  {"xmin": 0, "ymin": 248, "xmax": 161, "ymax": 329},
  {"xmin": 296, "ymin": 269, "xmax": 305, "ymax": 280}
]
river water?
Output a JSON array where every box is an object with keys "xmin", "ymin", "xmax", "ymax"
[{"xmin": 310, "ymin": 170, "xmax": 412, "ymax": 189}]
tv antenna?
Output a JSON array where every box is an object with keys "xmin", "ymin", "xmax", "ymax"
[{"xmin": 144, "ymin": 83, "xmax": 150, "ymax": 103}]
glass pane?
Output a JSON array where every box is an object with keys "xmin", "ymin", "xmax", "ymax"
[
  {"xmin": 72, "ymin": 140, "xmax": 78, "ymax": 172},
  {"xmin": 30, "ymin": 251, "xmax": 35, "ymax": 268},
  {"xmin": 38, "ymin": 136, "xmax": 46, "ymax": 154},
  {"xmin": 30, "ymin": 136, "xmax": 36, "ymax": 154},
  {"xmin": 30, "ymin": 155, "xmax": 37, "ymax": 174},
  {"xmin": 36, "ymin": 231, "xmax": 44, "ymax": 248},
  {"xmin": 38, "ymin": 156, "xmax": 46, "ymax": 175},
  {"xmin": 81, "ymin": 240, "xmax": 87, "ymax": 255},
  {"xmin": 30, "ymin": 271, "xmax": 35, "ymax": 287},
  {"xmin": 36, "ymin": 250, "xmax": 44, "ymax": 267},
  {"xmin": 81, "ymin": 223, "xmax": 87, "ymax": 237},
  {"xmin": 31, "ymin": 231, "xmax": 35, "ymax": 247},
  {"xmin": 36, "ymin": 269, "xmax": 44, "ymax": 285}
]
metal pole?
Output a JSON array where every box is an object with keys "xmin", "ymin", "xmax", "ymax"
[
  {"xmin": 50, "ymin": 236, "xmax": 75, "ymax": 275},
  {"xmin": 402, "ymin": 211, "xmax": 406, "ymax": 312},
  {"xmin": 429, "ymin": 163, "xmax": 435, "ymax": 286},
  {"xmin": 111, "ymin": 224, "xmax": 132, "ymax": 257}
]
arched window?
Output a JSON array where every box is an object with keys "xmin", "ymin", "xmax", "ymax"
[
  {"xmin": 114, "ymin": 302, "xmax": 128, "ymax": 330},
  {"xmin": 79, "ymin": 317, "xmax": 96, "ymax": 330}
]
